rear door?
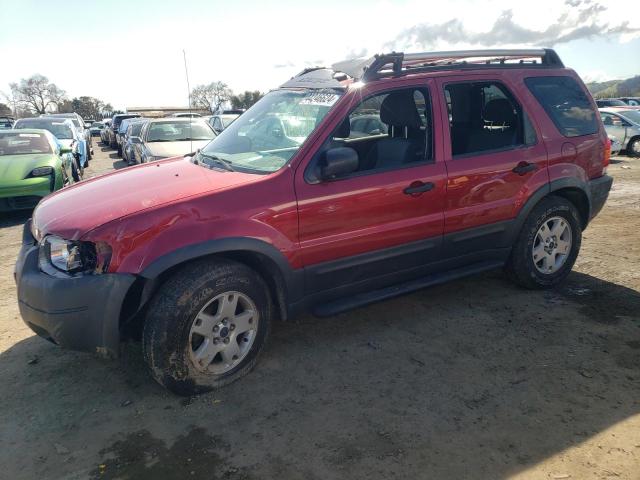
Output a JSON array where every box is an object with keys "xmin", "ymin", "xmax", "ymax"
[
  {"xmin": 435, "ymin": 74, "xmax": 549, "ymax": 258},
  {"xmin": 294, "ymin": 79, "xmax": 447, "ymax": 295}
]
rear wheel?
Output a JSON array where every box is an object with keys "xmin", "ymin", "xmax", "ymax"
[
  {"xmin": 627, "ymin": 136, "xmax": 640, "ymax": 158},
  {"xmin": 505, "ymin": 196, "xmax": 582, "ymax": 289},
  {"xmin": 142, "ymin": 259, "xmax": 272, "ymax": 396}
]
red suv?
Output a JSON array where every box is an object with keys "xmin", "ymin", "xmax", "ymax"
[{"xmin": 15, "ymin": 49, "xmax": 613, "ymax": 395}]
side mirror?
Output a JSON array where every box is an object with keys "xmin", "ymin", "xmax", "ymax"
[
  {"xmin": 131, "ymin": 136, "xmax": 141, "ymax": 144},
  {"xmin": 320, "ymin": 147, "xmax": 359, "ymax": 180},
  {"xmin": 59, "ymin": 146, "xmax": 72, "ymax": 154}
]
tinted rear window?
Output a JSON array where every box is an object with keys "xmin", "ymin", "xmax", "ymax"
[{"xmin": 525, "ymin": 76, "xmax": 598, "ymax": 137}]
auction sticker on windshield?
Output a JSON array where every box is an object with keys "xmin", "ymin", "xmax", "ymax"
[{"xmin": 300, "ymin": 92, "xmax": 340, "ymax": 107}]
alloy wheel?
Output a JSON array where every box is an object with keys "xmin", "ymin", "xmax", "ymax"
[{"xmin": 188, "ymin": 291, "xmax": 259, "ymax": 374}]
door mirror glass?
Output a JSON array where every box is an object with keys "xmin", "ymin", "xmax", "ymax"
[
  {"xmin": 320, "ymin": 147, "xmax": 359, "ymax": 180},
  {"xmin": 59, "ymin": 145, "xmax": 72, "ymax": 154}
]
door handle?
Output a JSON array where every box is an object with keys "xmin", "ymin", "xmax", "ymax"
[
  {"xmin": 404, "ymin": 181, "xmax": 435, "ymax": 196},
  {"xmin": 512, "ymin": 161, "xmax": 537, "ymax": 176}
]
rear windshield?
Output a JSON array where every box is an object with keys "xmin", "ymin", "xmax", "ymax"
[
  {"xmin": 130, "ymin": 122, "xmax": 145, "ymax": 136},
  {"xmin": 525, "ymin": 76, "xmax": 598, "ymax": 137},
  {"xmin": 146, "ymin": 121, "xmax": 214, "ymax": 142},
  {"xmin": 15, "ymin": 119, "xmax": 74, "ymax": 139},
  {"xmin": 0, "ymin": 132, "xmax": 51, "ymax": 155}
]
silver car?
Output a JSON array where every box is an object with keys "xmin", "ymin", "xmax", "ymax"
[
  {"xmin": 135, "ymin": 118, "xmax": 216, "ymax": 163},
  {"xmin": 599, "ymin": 108, "xmax": 640, "ymax": 157}
]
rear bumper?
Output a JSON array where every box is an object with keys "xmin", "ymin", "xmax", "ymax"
[
  {"xmin": 589, "ymin": 174, "xmax": 613, "ymax": 220},
  {"xmin": 15, "ymin": 222, "xmax": 135, "ymax": 357}
]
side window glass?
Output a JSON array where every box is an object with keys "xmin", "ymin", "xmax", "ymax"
[
  {"xmin": 525, "ymin": 76, "xmax": 598, "ymax": 137},
  {"xmin": 445, "ymin": 81, "xmax": 525, "ymax": 157},
  {"xmin": 309, "ymin": 87, "xmax": 432, "ymax": 182}
]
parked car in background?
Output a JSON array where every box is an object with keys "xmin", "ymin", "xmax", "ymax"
[
  {"xmin": 100, "ymin": 119, "xmax": 112, "ymax": 145},
  {"xmin": 45, "ymin": 113, "xmax": 93, "ymax": 160},
  {"xmin": 116, "ymin": 118, "xmax": 138, "ymax": 156},
  {"xmin": 89, "ymin": 121, "xmax": 105, "ymax": 136},
  {"xmin": 0, "ymin": 116, "xmax": 15, "ymax": 129},
  {"xmin": 0, "ymin": 129, "xmax": 74, "ymax": 211},
  {"xmin": 207, "ymin": 113, "xmax": 240, "ymax": 134},
  {"xmin": 15, "ymin": 49, "xmax": 613, "ymax": 395},
  {"xmin": 596, "ymin": 98, "xmax": 629, "ymax": 108},
  {"xmin": 108, "ymin": 114, "xmax": 140, "ymax": 150},
  {"xmin": 618, "ymin": 97, "xmax": 640, "ymax": 107},
  {"xmin": 13, "ymin": 117, "xmax": 87, "ymax": 179},
  {"xmin": 609, "ymin": 134, "xmax": 622, "ymax": 156},
  {"xmin": 134, "ymin": 118, "xmax": 215, "ymax": 163},
  {"xmin": 599, "ymin": 108, "xmax": 640, "ymax": 157},
  {"xmin": 122, "ymin": 119, "xmax": 148, "ymax": 165}
]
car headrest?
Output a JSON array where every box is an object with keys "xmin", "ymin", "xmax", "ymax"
[
  {"xmin": 602, "ymin": 116, "xmax": 613, "ymax": 126},
  {"xmin": 380, "ymin": 92, "xmax": 422, "ymax": 128},
  {"xmin": 334, "ymin": 118, "xmax": 351, "ymax": 138},
  {"xmin": 484, "ymin": 99, "xmax": 517, "ymax": 125}
]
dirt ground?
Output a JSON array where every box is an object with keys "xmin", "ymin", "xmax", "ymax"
[{"xmin": 0, "ymin": 142, "xmax": 639, "ymax": 480}]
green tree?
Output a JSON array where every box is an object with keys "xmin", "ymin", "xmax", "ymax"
[{"xmin": 230, "ymin": 91, "xmax": 264, "ymax": 110}]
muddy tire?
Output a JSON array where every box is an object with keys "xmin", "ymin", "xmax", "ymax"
[
  {"xmin": 142, "ymin": 259, "xmax": 272, "ymax": 396},
  {"xmin": 505, "ymin": 196, "xmax": 582, "ymax": 289}
]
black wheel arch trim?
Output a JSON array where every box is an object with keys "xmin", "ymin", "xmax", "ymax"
[
  {"xmin": 137, "ymin": 237, "xmax": 303, "ymax": 318},
  {"xmin": 508, "ymin": 177, "xmax": 592, "ymax": 245}
]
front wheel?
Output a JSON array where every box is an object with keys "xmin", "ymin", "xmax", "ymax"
[
  {"xmin": 142, "ymin": 259, "xmax": 272, "ymax": 396},
  {"xmin": 505, "ymin": 196, "xmax": 582, "ymax": 289},
  {"xmin": 71, "ymin": 157, "xmax": 83, "ymax": 182}
]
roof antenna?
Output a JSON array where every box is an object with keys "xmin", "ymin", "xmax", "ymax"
[{"xmin": 183, "ymin": 49, "xmax": 193, "ymax": 155}]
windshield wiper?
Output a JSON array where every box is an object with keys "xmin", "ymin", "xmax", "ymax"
[{"xmin": 198, "ymin": 151, "xmax": 235, "ymax": 172}]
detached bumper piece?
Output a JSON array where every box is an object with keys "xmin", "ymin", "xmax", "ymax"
[
  {"xmin": 589, "ymin": 175, "xmax": 613, "ymax": 220},
  {"xmin": 15, "ymin": 221, "xmax": 135, "ymax": 358}
]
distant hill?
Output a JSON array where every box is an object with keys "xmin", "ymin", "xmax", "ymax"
[{"xmin": 586, "ymin": 75, "xmax": 640, "ymax": 98}]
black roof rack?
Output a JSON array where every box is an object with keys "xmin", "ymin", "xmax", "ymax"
[{"xmin": 332, "ymin": 48, "xmax": 564, "ymax": 81}]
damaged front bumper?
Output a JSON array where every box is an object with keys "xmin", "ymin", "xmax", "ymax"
[{"xmin": 14, "ymin": 221, "xmax": 135, "ymax": 358}]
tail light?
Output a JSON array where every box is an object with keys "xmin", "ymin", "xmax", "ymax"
[{"xmin": 603, "ymin": 137, "xmax": 611, "ymax": 174}]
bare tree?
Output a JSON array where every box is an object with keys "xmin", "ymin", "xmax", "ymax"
[
  {"xmin": 190, "ymin": 81, "xmax": 232, "ymax": 113},
  {"xmin": 9, "ymin": 74, "xmax": 66, "ymax": 114}
]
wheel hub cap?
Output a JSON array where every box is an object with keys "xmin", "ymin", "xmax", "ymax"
[
  {"xmin": 532, "ymin": 216, "xmax": 572, "ymax": 274},
  {"xmin": 188, "ymin": 291, "xmax": 259, "ymax": 374}
]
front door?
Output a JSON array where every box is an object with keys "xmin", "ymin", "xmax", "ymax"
[{"xmin": 294, "ymin": 81, "xmax": 446, "ymax": 294}]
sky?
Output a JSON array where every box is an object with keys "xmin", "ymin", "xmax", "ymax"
[{"xmin": 1, "ymin": 0, "xmax": 639, "ymax": 110}]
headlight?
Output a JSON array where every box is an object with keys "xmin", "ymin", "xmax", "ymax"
[
  {"xmin": 38, "ymin": 235, "xmax": 111, "ymax": 275},
  {"xmin": 30, "ymin": 166, "xmax": 54, "ymax": 177}
]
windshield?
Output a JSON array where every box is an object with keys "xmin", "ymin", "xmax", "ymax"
[
  {"xmin": 621, "ymin": 110, "xmax": 640, "ymax": 124},
  {"xmin": 15, "ymin": 119, "xmax": 74, "ymax": 139},
  {"xmin": 146, "ymin": 121, "xmax": 214, "ymax": 142},
  {"xmin": 200, "ymin": 89, "xmax": 342, "ymax": 173},
  {"xmin": 0, "ymin": 132, "xmax": 52, "ymax": 155}
]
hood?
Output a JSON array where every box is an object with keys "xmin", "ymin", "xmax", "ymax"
[
  {"xmin": 146, "ymin": 140, "xmax": 211, "ymax": 158},
  {"xmin": 0, "ymin": 154, "xmax": 57, "ymax": 184},
  {"xmin": 32, "ymin": 156, "xmax": 258, "ymax": 240}
]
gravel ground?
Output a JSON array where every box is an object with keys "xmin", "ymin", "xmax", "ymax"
[{"xmin": 0, "ymin": 143, "xmax": 639, "ymax": 480}]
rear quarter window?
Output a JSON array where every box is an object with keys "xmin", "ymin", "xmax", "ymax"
[{"xmin": 525, "ymin": 76, "xmax": 598, "ymax": 137}]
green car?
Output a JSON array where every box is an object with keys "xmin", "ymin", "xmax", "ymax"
[{"xmin": 0, "ymin": 129, "xmax": 73, "ymax": 212}]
